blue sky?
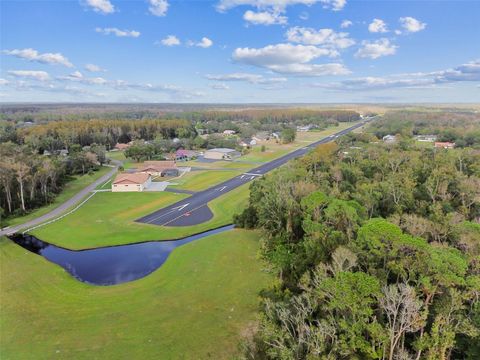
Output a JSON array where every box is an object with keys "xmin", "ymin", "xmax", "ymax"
[{"xmin": 1, "ymin": 0, "xmax": 479, "ymax": 103}]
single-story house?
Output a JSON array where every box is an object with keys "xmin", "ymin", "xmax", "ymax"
[
  {"xmin": 137, "ymin": 161, "xmax": 179, "ymax": 177},
  {"xmin": 297, "ymin": 125, "xmax": 313, "ymax": 132},
  {"xmin": 382, "ymin": 135, "xmax": 397, "ymax": 143},
  {"xmin": 204, "ymin": 148, "xmax": 241, "ymax": 160},
  {"xmin": 114, "ymin": 143, "xmax": 130, "ymax": 151},
  {"xmin": 223, "ymin": 130, "xmax": 236, "ymax": 135},
  {"xmin": 112, "ymin": 173, "xmax": 151, "ymax": 192},
  {"xmin": 176, "ymin": 149, "xmax": 197, "ymax": 161},
  {"xmin": 434, "ymin": 142, "xmax": 455, "ymax": 149},
  {"xmin": 239, "ymin": 138, "xmax": 257, "ymax": 148},
  {"xmin": 414, "ymin": 135, "xmax": 437, "ymax": 142},
  {"xmin": 252, "ymin": 132, "xmax": 270, "ymax": 142}
]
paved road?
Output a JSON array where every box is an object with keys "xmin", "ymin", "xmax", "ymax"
[
  {"xmin": 0, "ymin": 161, "xmax": 121, "ymax": 236},
  {"xmin": 137, "ymin": 120, "xmax": 369, "ymax": 227}
]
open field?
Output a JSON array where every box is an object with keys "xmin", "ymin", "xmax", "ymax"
[
  {"xmin": 31, "ymin": 183, "xmax": 249, "ymax": 249},
  {"xmin": 5, "ymin": 166, "xmax": 112, "ymax": 228},
  {"xmin": 0, "ymin": 229, "xmax": 271, "ymax": 360},
  {"xmin": 169, "ymin": 170, "xmax": 242, "ymax": 191}
]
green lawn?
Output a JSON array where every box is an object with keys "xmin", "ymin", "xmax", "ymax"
[
  {"xmin": 0, "ymin": 229, "xmax": 271, "ymax": 360},
  {"xmin": 5, "ymin": 166, "xmax": 112, "ymax": 227},
  {"xmin": 31, "ymin": 183, "xmax": 250, "ymax": 249},
  {"xmin": 169, "ymin": 170, "xmax": 242, "ymax": 191}
]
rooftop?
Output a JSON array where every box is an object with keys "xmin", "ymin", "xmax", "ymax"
[
  {"xmin": 206, "ymin": 148, "xmax": 237, "ymax": 153},
  {"xmin": 113, "ymin": 173, "xmax": 150, "ymax": 185}
]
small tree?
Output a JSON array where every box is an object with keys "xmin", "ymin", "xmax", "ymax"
[{"xmin": 261, "ymin": 144, "xmax": 266, "ymax": 152}]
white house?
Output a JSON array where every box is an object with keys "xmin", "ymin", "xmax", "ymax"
[
  {"xmin": 112, "ymin": 173, "xmax": 151, "ymax": 192},
  {"xmin": 204, "ymin": 148, "xmax": 241, "ymax": 160},
  {"xmin": 382, "ymin": 135, "xmax": 397, "ymax": 143},
  {"xmin": 223, "ymin": 130, "xmax": 236, "ymax": 135}
]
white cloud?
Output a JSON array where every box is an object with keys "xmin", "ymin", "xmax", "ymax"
[
  {"xmin": 340, "ymin": 19, "xmax": 352, "ymax": 28},
  {"xmin": 95, "ymin": 27, "xmax": 140, "ymax": 38},
  {"xmin": 210, "ymin": 83, "xmax": 230, "ymax": 90},
  {"xmin": 299, "ymin": 11, "xmax": 309, "ymax": 20},
  {"xmin": 268, "ymin": 63, "xmax": 350, "ymax": 76},
  {"xmin": 0, "ymin": 78, "xmax": 10, "ymax": 86},
  {"xmin": 8, "ymin": 70, "xmax": 50, "ymax": 81},
  {"xmin": 148, "ymin": 0, "xmax": 169, "ymax": 16},
  {"xmin": 355, "ymin": 38, "xmax": 397, "ymax": 59},
  {"xmin": 84, "ymin": 63, "xmax": 106, "ymax": 72},
  {"xmin": 368, "ymin": 18, "xmax": 388, "ymax": 33},
  {"xmin": 399, "ymin": 17, "xmax": 426, "ymax": 33},
  {"xmin": 85, "ymin": 0, "xmax": 115, "ymax": 14},
  {"xmin": 57, "ymin": 71, "xmax": 108, "ymax": 85},
  {"xmin": 206, "ymin": 72, "xmax": 287, "ymax": 84},
  {"xmin": 243, "ymin": 10, "xmax": 287, "ymax": 25},
  {"xmin": 160, "ymin": 35, "xmax": 181, "ymax": 46},
  {"xmin": 192, "ymin": 37, "xmax": 213, "ymax": 48},
  {"xmin": 3, "ymin": 48, "xmax": 73, "ymax": 67},
  {"xmin": 285, "ymin": 27, "xmax": 355, "ymax": 48},
  {"xmin": 318, "ymin": 60, "xmax": 480, "ymax": 91}
]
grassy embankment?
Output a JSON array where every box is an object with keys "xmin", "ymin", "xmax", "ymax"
[
  {"xmin": 5, "ymin": 166, "xmax": 112, "ymax": 227},
  {"xmin": 0, "ymin": 229, "xmax": 271, "ymax": 359},
  {"xmin": 31, "ymin": 183, "xmax": 250, "ymax": 249}
]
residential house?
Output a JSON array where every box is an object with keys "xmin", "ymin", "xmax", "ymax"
[
  {"xmin": 112, "ymin": 173, "xmax": 151, "ymax": 192},
  {"xmin": 204, "ymin": 148, "xmax": 241, "ymax": 160},
  {"xmin": 114, "ymin": 143, "xmax": 130, "ymax": 151},
  {"xmin": 175, "ymin": 149, "xmax": 197, "ymax": 161},
  {"xmin": 137, "ymin": 161, "xmax": 179, "ymax": 177},
  {"xmin": 414, "ymin": 135, "xmax": 437, "ymax": 142},
  {"xmin": 239, "ymin": 138, "xmax": 257, "ymax": 148},
  {"xmin": 434, "ymin": 142, "xmax": 455, "ymax": 149},
  {"xmin": 296, "ymin": 125, "xmax": 313, "ymax": 132},
  {"xmin": 382, "ymin": 135, "xmax": 397, "ymax": 143},
  {"xmin": 252, "ymin": 132, "xmax": 270, "ymax": 142},
  {"xmin": 223, "ymin": 130, "xmax": 236, "ymax": 135}
]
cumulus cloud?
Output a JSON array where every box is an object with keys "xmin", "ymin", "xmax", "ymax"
[
  {"xmin": 148, "ymin": 0, "xmax": 169, "ymax": 16},
  {"xmin": 368, "ymin": 18, "xmax": 388, "ymax": 33},
  {"xmin": 84, "ymin": 63, "xmax": 106, "ymax": 72},
  {"xmin": 340, "ymin": 19, "xmax": 352, "ymax": 28},
  {"xmin": 232, "ymin": 43, "xmax": 347, "ymax": 76},
  {"xmin": 159, "ymin": 35, "xmax": 181, "ymax": 46},
  {"xmin": 243, "ymin": 10, "xmax": 287, "ymax": 25},
  {"xmin": 3, "ymin": 48, "xmax": 73, "ymax": 67},
  {"xmin": 85, "ymin": 0, "xmax": 115, "ymax": 14},
  {"xmin": 57, "ymin": 71, "xmax": 108, "ymax": 85},
  {"xmin": 318, "ymin": 59, "xmax": 480, "ymax": 91},
  {"xmin": 189, "ymin": 37, "xmax": 213, "ymax": 48},
  {"xmin": 355, "ymin": 38, "xmax": 397, "ymax": 59},
  {"xmin": 285, "ymin": 27, "xmax": 355, "ymax": 49},
  {"xmin": 399, "ymin": 16, "xmax": 426, "ymax": 33},
  {"xmin": 8, "ymin": 70, "xmax": 50, "ymax": 81},
  {"xmin": 206, "ymin": 72, "xmax": 287, "ymax": 84},
  {"xmin": 95, "ymin": 27, "xmax": 140, "ymax": 38},
  {"xmin": 0, "ymin": 78, "xmax": 10, "ymax": 86}
]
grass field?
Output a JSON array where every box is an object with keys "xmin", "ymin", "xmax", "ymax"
[
  {"xmin": 169, "ymin": 170, "xmax": 242, "ymax": 191},
  {"xmin": 0, "ymin": 229, "xmax": 271, "ymax": 360},
  {"xmin": 5, "ymin": 166, "xmax": 112, "ymax": 227},
  {"xmin": 31, "ymin": 183, "xmax": 250, "ymax": 249}
]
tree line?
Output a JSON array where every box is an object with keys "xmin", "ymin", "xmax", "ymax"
[{"xmin": 235, "ymin": 128, "xmax": 480, "ymax": 359}]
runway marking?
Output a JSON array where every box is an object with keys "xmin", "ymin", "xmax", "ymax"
[
  {"xmin": 173, "ymin": 203, "xmax": 189, "ymax": 211},
  {"xmin": 161, "ymin": 203, "xmax": 208, "ymax": 227},
  {"xmin": 243, "ymin": 172, "xmax": 263, "ymax": 177},
  {"xmin": 217, "ymin": 186, "xmax": 227, "ymax": 192}
]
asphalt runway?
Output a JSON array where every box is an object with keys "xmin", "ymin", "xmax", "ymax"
[{"xmin": 136, "ymin": 120, "xmax": 369, "ymax": 227}]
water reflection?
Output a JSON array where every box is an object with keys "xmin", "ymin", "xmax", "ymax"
[{"xmin": 9, "ymin": 225, "xmax": 234, "ymax": 286}]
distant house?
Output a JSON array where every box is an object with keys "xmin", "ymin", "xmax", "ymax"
[
  {"xmin": 271, "ymin": 132, "xmax": 280, "ymax": 140},
  {"xmin": 204, "ymin": 148, "xmax": 241, "ymax": 160},
  {"xmin": 252, "ymin": 132, "xmax": 270, "ymax": 142},
  {"xmin": 435, "ymin": 142, "xmax": 455, "ymax": 149},
  {"xmin": 58, "ymin": 149, "xmax": 69, "ymax": 156},
  {"xmin": 296, "ymin": 125, "xmax": 312, "ymax": 132},
  {"xmin": 239, "ymin": 138, "xmax": 257, "ymax": 148},
  {"xmin": 114, "ymin": 143, "xmax": 130, "ymax": 151},
  {"xmin": 223, "ymin": 130, "xmax": 236, "ymax": 135},
  {"xmin": 137, "ymin": 161, "xmax": 178, "ymax": 177},
  {"xmin": 112, "ymin": 173, "xmax": 151, "ymax": 192},
  {"xmin": 382, "ymin": 135, "xmax": 397, "ymax": 143},
  {"xmin": 414, "ymin": 135, "xmax": 437, "ymax": 142},
  {"xmin": 176, "ymin": 149, "xmax": 197, "ymax": 161}
]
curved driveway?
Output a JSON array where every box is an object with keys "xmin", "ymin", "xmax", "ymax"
[{"xmin": 0, "ymin": 161, "xmax": 120, "ymax": 236}]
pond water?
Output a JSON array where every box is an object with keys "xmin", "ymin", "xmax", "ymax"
[{"xmin": 9, "ymin": 225, "xmax": 234, "ymax": 286}]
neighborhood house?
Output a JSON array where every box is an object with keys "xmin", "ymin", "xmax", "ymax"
[
  {"xmin": 414, "ymin": 135, "xmax": 437, "ymax": 142},
  {"xmin": 204, "ymin": 148, "xmax": 241, "ymax": 160},
  {"xmin": 112, "ymin": 173, "xmax": 151, "ymax": 192},
  {"xmin": 434, "ymin": 142, "xmax": 455, "ymax": 149},
  {"xmin": 137, "ymin": 161, "xmax": 179, "ymax": 177},
  {"xmin": 223, "ymin": 130, "xmax": 236, "ymax": 135},
  {"xmin": 175, "ymin": 149, "xmax": 197, "ymax": 161},
  {"xmin": 382, "ymin": 135, "xmax": 397, "ymax": 143}
]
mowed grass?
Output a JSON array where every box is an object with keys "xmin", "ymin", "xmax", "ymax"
[
  {"xmin": 0, "ymin": 229, "xmax": 271, "ymax": 360},
  {"xmin": 31, "ymin": 183, "xmax": 250, "ymax": 249},
  {"xmin": 169, "ymin": 170, "xmax": 242, "ymax": 191},
  {"xmin": 5, "ymin": 166, "xmax": 112, "ymax": 227}
]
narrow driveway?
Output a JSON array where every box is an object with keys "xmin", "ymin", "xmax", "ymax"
[{"xmin": 0, "ymin": 160, "xmax": 121, "ymax": 236}]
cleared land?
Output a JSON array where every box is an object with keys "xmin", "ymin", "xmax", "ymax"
[
  {"xmin": 31, "ymin": 184, "xmax": 249, "ymax": 249},
  {"xmin": 0, "ymin": 229, "xmax": 271, "ymax": 360},
  {"xmin": 5, "ymin": 166, "xmax": 112, "ymax": 227}
]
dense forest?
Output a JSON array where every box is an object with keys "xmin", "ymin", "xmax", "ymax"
[{"xmin": 235, "ymin": 123, "xmax": 480, "ymax": 359}]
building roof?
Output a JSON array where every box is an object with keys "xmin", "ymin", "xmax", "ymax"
[
  {"xmin": 113, "ymin": 173, "xmax": 150, "ymax": 185},
  {"xmin": 115, "ymin": 143, "xmax": 130, "ymax": 150},
  {"xmin": 435, "ymin": 142, "xmax": 455, "ymax": 147},
  {"xmin": 138, "ymin": 161, "xmax": 177, "ymax": 172},
  {"xmin": 205, "ymin": 148, "xmax": 237, "ymax": 153},
  {"xmin": 176, "ymin": 149, "xmax": 196, "ymax": 156}
]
